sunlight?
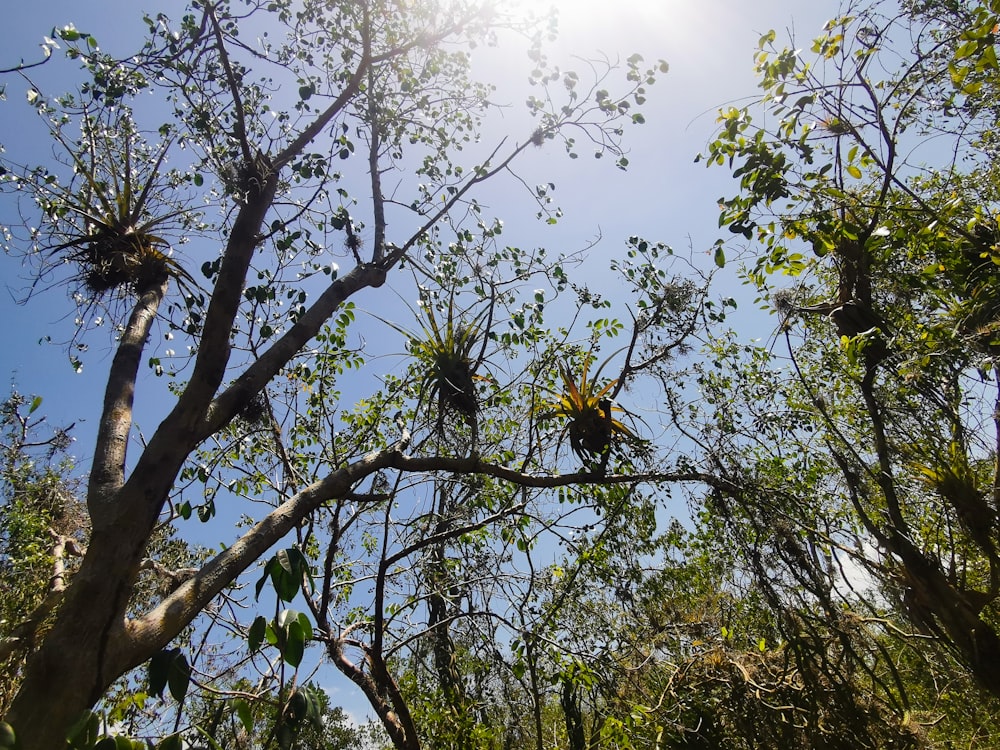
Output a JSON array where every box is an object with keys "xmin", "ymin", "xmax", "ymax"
[
  {"xmin": 538, "ymin": 0, "xmax": 694, "ymax": 51},
  {"xmin": 526, "ymin": 0, "xmax": 801, "ymax": 69}
]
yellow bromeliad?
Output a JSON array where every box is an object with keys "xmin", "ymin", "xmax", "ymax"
[{"xmin": 547, "ymin": 355, "xmax": 637, "ymax": 461}]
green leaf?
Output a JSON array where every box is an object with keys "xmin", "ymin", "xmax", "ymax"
[
  {"xmin": 249, "ymin": 615, "xmax": 267, "ymax": 653},
  {"xmin": 167, "ymin": 650, "xmax": 191, "ymax": 703},
  {"xmin": 192, "ymin": 725, "xmax": 225, "ymax": 750},
  {"xmin": 197, "ymin": 497, "xmax": 215, "ymax": 522},
  {"xmin": 272, "ymin": 565, "xmax": 298, "ymax": 602},
  {"xmin": 276, "ymin": 548, "xmax": 295, "ymax": 575},
  {"xmin": 282, "ymin": 618, "xmax": 305, "ymax": 667},
  {"xmin": 297, "ymin": 611, "xmax": 314, "ymax": 640},
  {"xmin": 94, "ymin": 738, "xmax": 118, "ymax": 750},
  {"xmin": 28, "ymin": 396, "xmax": 42, "ymax": 414},
  {"xmin": 980, "ymin": 43, "xmax": 999, "ymax": 73},
  {"xmin": 266, "ymin": 548, "xmax": 312, "ymax": 601},
  {"xmin": 254, "ymin": 558, "xmax": 274, "ymax": 600},
  {"xmin": 286, "ymin": 690, "xmax": 309, "ymax": 724},
  {"xmin": 955, "ymin": 39, "xmax": 980, "ymax": 61},
  {"xmin": 302, "ymin": 685, "xmax": 323, "ymax": 730},
  {"xmin": 58, "ymin": 25, "xmax": 81, "ymax": 42},
  {"xmin": 148, "ymin": 649, "xmax": 174, "ymax": 698},
  {"xmin": 234, "ymin": 698, "xmax": 254, "ymax": 734},
  {"xmin": 277, "ymin": 608, "xmax": 298, "ymax": 629},
  {"xmin": 0, "ymin": 722, "xmax": 15, "ymax": 750},
  {"xmin": 846, "ymin": 164, "xmax": 862, "ymax": 179},
  {"xmin": 276, "ymin": 723, "xmax": 295, "ymax": 750},
  {"xmin": 67, "ymin": 711, "xmax": 100, "ymax": 750}
]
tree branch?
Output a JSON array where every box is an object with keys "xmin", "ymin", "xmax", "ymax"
[
  {"xmin": 200, "ymin": 261, "xmax": 390, "ymax": 437},
  {"xmin": 128, "ymin": 441, "xmax": 716, "ymax": 658},
  {"xmin": 128, "ymin": 439, "xmax": 408, "ymax": 653},
  {"xmin": 384, "ymin": 453, "xmax": 724, "ymax": 491},
  {"xmin": 200, "ymin": 135, "xmax": 537, "ymax": 438},
  {"xmin": 366, "ymin": 67, "xmax": 388, "ymax": 264},
  {"xmin": 271, "ymin": 58, "xmax": 370, "ymax": 172},
  {"xmin": 207, "ymin": 1, "xmax": 253, "ymax": 165},
  {"xmin": 328, "ymin": 638, "xmax": 415, "ymax": 750},
  {"xmin": 87, "ymin": 279, "xmax": 167, "ymax": 520}
]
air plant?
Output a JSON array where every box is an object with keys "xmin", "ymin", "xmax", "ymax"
[
  {"xmin": 544, "ymin": 351, "xmax": 637, "ymax": 462},
  {"xmin": 378, "ymin": 292, "xmax": 494, "ymax": 437},
  {"xmin": 407, "ymin": 298, "xmax": 490, "ymax": 421},
  {"xmin": 42, "ymin": 119, "xmax": 193, "ymax": 297},
  {"xmin": 912, "ymin": 440, "xmax": 996, "ymax": 554}
]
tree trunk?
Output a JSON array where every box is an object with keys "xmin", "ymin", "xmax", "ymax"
[
  {"xmin": 561, "ymin": 679, "xmax": 586, "ymax": 750},
  {"xmin": 896, "ymin": 539, "xmax": 1000, "ymax": 696},
  {"xmin": 6, "ymin": 280, "xmax": 172, "ymax": 749}
]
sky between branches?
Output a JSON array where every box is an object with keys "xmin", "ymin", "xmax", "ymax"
[
  {"xmin": 0, "ymin": 0, "xmax": 843, "ymax": 720},
  {"xmin": 0, "ymin": 0, "xmax": 837, "ymax": 438}
]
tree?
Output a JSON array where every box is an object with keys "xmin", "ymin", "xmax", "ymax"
[
  {"xmin": 175, "ymin": 679, "xmax": 363, "ymax": 750},
  {"xmin": 0, "ymin": 391, "xmax": 81, "ymax": 714},
  {"xmin": 0, "ymin": 2, "xmax": 715, "ymax": 748},
  {"xmin": 694, "ymin": 0, "xmax": 1000, "ymax": 739}
]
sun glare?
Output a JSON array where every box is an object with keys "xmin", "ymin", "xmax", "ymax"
[{"xmin": 531, "ymin": 0, "xmax": 704, "ymax": 63}]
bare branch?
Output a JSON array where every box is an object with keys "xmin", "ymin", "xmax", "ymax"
[{"xmin": 207, "ymin": 2, "xmax": 253, "ymax": 166}]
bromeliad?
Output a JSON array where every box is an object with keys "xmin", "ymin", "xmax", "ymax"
[
  {"xmin": 546, "ymin": 354, "xmax": 637, "ymax": 463},
  {"xmin": 408, "ymin": 299, "xmax": 485, "ymax": 420},
  {"xmin": 42, "ymin": 117, "xmax": 194, "ymax": 297}
]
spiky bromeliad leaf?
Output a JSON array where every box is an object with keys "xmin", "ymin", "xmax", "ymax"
[
  {"xmin": 547, "ymin": 355, "xmax": 637, "ymax": 460},
  {"xmin": 392, "ymin": 296, "xmax": 492, "ymax": 421},
  {"xmin": 415, "ymin": 304, "xmax": 482, "ymax": 417},
  {"xmin": 43, "ymin": 120, "xmax": 194, "ymax": 297}
]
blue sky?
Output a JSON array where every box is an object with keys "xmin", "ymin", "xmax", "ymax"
[
  {"xmin": 0, "ymin": 0, "xmax": 839, "ymax": 444},
  {"xmin": 0, "ymin": 0, "xmax": 842, "ymax": 723}
]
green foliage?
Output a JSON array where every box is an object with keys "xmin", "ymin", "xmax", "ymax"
[
  {"xmin": 180, "ymin": 680, "xmax": 361, "ymax": 750},
  {"xmin": 0, "ymin": 0, "xmax": 700, "ymax": 748},
  {"xmin": 269, "ymin": 610, "xmax": 313, "ymax": 669},
  {"xmin": 147, "ymin": 649, "xmax": 190, "ymax": 704},
  {"xmin": 256, "ymin": 548, "xmax": 313, "ymax": 603},
  {"xmin": 692, "ymin": 0, "xmax": 1000, "ymax": 744},
  {"xmin": 65, "ymin": 711, "xmax": 145, "ymax": 750},
  {"xmin": 0, "ymin": 392, "xmax": 81, "ymax": 714}
]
